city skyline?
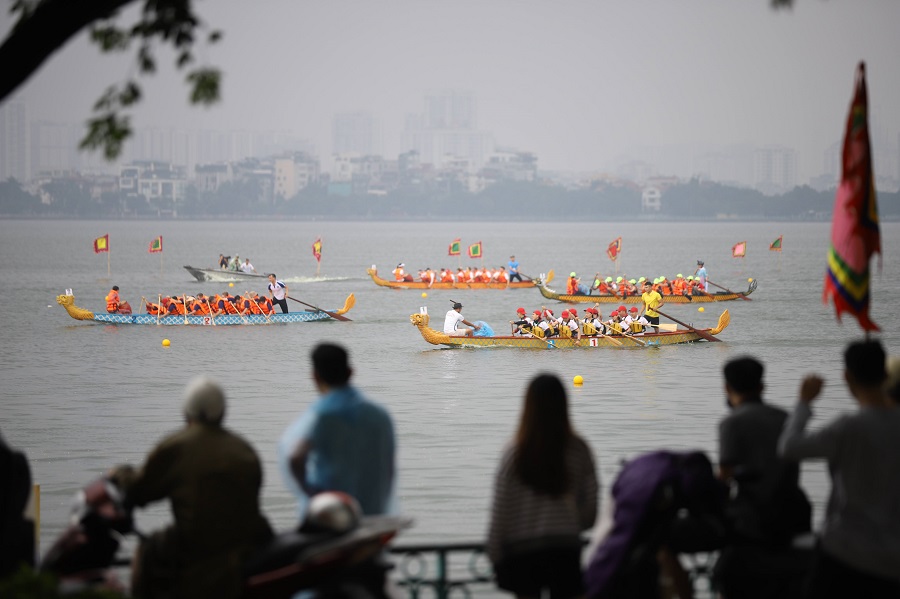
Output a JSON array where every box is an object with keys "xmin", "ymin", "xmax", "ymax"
[{"xmin": 2, "ymin": 1, "xmax": 899, "ymax": 185}]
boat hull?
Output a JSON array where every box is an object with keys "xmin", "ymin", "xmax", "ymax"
[
  {"xmin": 184, "ymin": 265, "xmax": 268, "ymax": 282},
  {"xmin": 536, "ymin": 279, "xmax": 757, "ymax": 303},
  {"xmin": 367, "ymin": 268, "xmax": 537, "ymax": 290},
  {"xmin": 57, "ymin": 294, "xmax": 353, "ymax": 325},
  {"xmin": 409, "ymin": 311, "xmax": 729, "ymax": 348}
]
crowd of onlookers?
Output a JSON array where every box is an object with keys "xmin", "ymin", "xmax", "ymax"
[{"xmin": 2, "ymin": 339, "xmax": 898, "ymax": 599}]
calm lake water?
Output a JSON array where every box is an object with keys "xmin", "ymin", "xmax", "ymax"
[{"xmin": 1, "ymin": 219, "xmax": 898, "ymax": 558}]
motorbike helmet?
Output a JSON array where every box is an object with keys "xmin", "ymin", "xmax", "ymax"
[{"xmin": 303, "ymin": 491, "xmax": 362, "ymax": 534}]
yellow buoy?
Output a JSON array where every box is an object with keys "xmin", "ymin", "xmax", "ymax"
[
  {"xmin": 421, "ymin": 292, "xmax": 427, "ymax": 298},
  {"xmin": 229, "ymin": 282, "xmax": 234, "ymax": 287},
  {"xmin": 162, "ymin": 339, "xmax": 171, "ymax": 347},
  {"xmin": 573, "ymin": 375, "xmax": 584, "ymax": 386},
  {"xmin": 748, "ymin": 278, "xmax": 753, "ymax": 283},
  {"xmin": 698, "ymin": 307, "xmax": 705, "ymax": 313}
]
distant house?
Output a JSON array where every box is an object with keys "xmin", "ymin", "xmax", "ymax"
[{"xmin": 641, "ymin": 186, "xmax": 662, "ymax": 212}]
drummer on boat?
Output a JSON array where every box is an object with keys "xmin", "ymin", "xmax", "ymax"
[{"xmin": 106, "ymin": 286, "xmax": 132, "ymax": 314}]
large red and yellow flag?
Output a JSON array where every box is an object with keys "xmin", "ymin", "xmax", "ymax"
[
  {"xmin": 823, "ymin": 63, "xmax": 880, "ymax": 332},
  {"xmin": 93, "ymin": 234, "xmax": 109, "ymax": 254}
]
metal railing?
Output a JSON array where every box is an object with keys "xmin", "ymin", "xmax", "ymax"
[{"xmin": 388, "ymin": 542, "xmax": 717, "ymax": 599}]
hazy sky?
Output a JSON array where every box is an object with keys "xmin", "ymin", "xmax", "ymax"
[{"xmin": 3, "ymin": 0, "xmax": 899, "ymax": 179}]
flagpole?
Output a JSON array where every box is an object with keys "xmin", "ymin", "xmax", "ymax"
[{"xmin": 107, "ymin": 248, "xmax": 111, "ymax": 278}]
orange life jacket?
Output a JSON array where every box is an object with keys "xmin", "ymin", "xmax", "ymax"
[
  {"xmin": 567, "ymin": 278, "xmax": 578, "ymax": 295},
  {"xmin": 193, "ymin": 299, "xmax": 211, "ymax": 314},
  {"xmin": 441, "ymin": 271, "xmax": 454, "ymax": 283},
  {"xmin": 496, "ymin": 271, "xmax": 508, "ymax": 283},
  {"xmin": 146, "ymin": 302, "xmax": 161, "ymax": 315}
]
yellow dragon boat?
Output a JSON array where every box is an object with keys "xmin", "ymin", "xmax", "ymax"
[
  {"xmin": 367, "ymin": 268, "xmax": 550, "ymax": 290},
  {"xmin": 535, "ymin": 278, "xmax": 757, "ymax": 304},
  {"xmin": 409, "ymin": 310, "xmax": 730, "ymax": 349}
]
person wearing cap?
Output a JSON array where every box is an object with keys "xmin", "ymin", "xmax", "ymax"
[
  {"xmin": 444, "ymin": 301, "xmax": 481, "ymax": 337},
  {"xmin": 510, "ymin": 307, "xmax": 532, "ymax": 336},
  {"xmin": 561, "ymin": 310, "xmax": 582, "ymax": 340},
  {"xmin": 694, "ymin": 260, "xmax": 709, "ymax": 292},
  {"xmin": 392, "ymin": 263, "xmax": 413, "ymax": 282},
  {"xmin": 116, "ymin": 377, "xmax": 273, "ymax": 599},
  {"xmin": 640, "ymin": 280, "xmax": 664, "ymax": 330}
]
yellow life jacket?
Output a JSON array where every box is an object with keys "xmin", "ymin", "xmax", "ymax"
[
  {"xmin": 608, "ymin": 321, "xmax": 623, "ymax": 335},
  {"xmin": 583, "ymin": 321, "xmax": 597, "ymax": 335},
  {"xmin": 531, "ymin": 325, "xmax": 545, "ymax": 338},
  {"xmin": 559, "ymin": 325, "xmax": 572, "ymax": 338},
  {"xmin": 631, "ymin": 322, "xmax": 644, "ymax": 333}
]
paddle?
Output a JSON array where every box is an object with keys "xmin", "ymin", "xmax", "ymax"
[
  {"xmin": 527, "ymin": 331, "xmax": 558, "ymax": 348},
  {"xmin": 654, "ymin": 308, "xmax": 721, "ymax": 342},
  {"xmin": 246, "ymin": 292, "xmax": 272, "ymax": 324},
  {"xmin": 287, "ymin": 295, "xmax": 352, "ymax": 321},
  {"xmin": 708, "ymin": 279, "xmax": 752, "ymax": 301}
]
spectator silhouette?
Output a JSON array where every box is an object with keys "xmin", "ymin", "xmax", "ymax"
[
  {"xmin": 779, "ymin": 340, "xmax": 900, "ymax": 598},
  {"xmin": 713, "ymin": 357, "xmax": 811, "ymax": 599},
  {"xmin": 487, "ymin": 373, "xmax": 598, "ymax": 599},
  {"xmin": 279, "ymin": 343, "xmax": 396, "ymax": 517},
  {"xmin": 0, "ymin": 430, "xmax": 34, "ymax": 579}
]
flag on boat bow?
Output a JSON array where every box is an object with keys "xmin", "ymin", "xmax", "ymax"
[
  {"xmin": 769, "ymin": 236, "xmax": 783, "ymax": 252},
  {"xmin": 148, "ymin": 236, "xmax": 163, "ymax": 253},
  {"xmin": 93, "ymin": 234, "xmax": 109, "ymax": 253},
  {"xmin": 468, "ymin": 241, "xmax": 482, "ymax": 258},
  {"xmin": 823, "ymin": 62, "xmax": 880, "ymax": 332},
  {"xmin": 448, "ymin": 238, "xmax": 461, "ymax": 256},
  {"xmin": 312, "ymin": 238, "xmax": 322, "ymax": 263},
  {"xmin": 732, "ymin": 241, "xmax": 746, "ymax": 258}
]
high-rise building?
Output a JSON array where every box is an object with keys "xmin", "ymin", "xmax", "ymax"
[
  {"xmin": 424, "ymin": 90, "xmax": 476, "ymax": 129},
  {"xmin": 0, "ymin": 101, "xmax": 29, "ymax": 182},
  {"xmin": 754, "ymin": 145, "xmax": 797, "ymax": 194},
  {"xmin": 402, "ymin": 91, "xmax": 492, "ymax": 169},
  {"xmin": 332, "ymin": 112, "xmax": 381, "ymax": 156}
]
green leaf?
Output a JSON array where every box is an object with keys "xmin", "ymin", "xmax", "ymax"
[{"xmin": 186, "ymin": 69, "xmax": 221, "ymax": 106}]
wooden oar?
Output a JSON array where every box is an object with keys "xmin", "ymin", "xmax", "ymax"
[
  {"xmin": 654, "ymin": 308, "xmax": 721, "ymax": 342},
  {"xmin": 157, "ymin": 295, "xmax": 162, "ymax": 325},
  {"xmin": 707, "ymin": 279, "xmax": 752, "ymax": 301},
  {"xmin": 527, "ymin": 331, "xmax": 558, "ymax": 348},
  {"xmin": 593, "ymin": 331, "xmax": 624, "ymax": 347},
  {"xmin": 287, "ymin": 295, "xmax": 352, "ymax": 321},
  {"xmin": 246, "ymin": 292, "xmax": 272, "ymax": 324},
  {"xmin": 181, "ymin": 294, "xmax": 189, "ymax": 325}
]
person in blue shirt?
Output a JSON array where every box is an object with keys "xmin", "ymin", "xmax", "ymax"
[
  {"xmin": 278, "ymin": 343, "xmax": 396, "ymax": 517},
  {"xmin": 507, "ymin": 255, "xmax": 523, "ymax": 283},
  {"xmin": 694, "ymin": 260, "xmax": 709, "ymax": 293}
]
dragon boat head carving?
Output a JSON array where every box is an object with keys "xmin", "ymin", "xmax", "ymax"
[{"xmin": 56, "ymin": 294, "xmax": 95, "ymax": 320}]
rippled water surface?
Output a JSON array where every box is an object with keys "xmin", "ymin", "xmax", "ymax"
[{"xmin": 1, "ymin": 219, "xmax": 897, "ymax": 555}]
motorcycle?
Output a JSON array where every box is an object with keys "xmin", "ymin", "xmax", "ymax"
[{"xmin": 41, "ymin": 475, "xmax": 412, "ymax": 598}]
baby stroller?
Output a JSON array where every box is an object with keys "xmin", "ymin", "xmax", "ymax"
[{"xmin": 585, "ymin": 451, "xmax": 727, "ymax": 599}]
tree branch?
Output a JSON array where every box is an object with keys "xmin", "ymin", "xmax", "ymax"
[{"xmin": 0, "ymin": 0, "xmax": 138, "ymax": 104}]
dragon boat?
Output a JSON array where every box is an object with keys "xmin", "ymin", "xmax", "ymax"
[
  {"xmin": 535, "ymin": 278, "xmax": 757, "ymax": 304},
  {"xmin": 184, "ymin": 265, "xmax": 268, "ymax": 283},
  {"xmin": 57, "ymin": 293, "xmax": 354, "ymax": 325},
  {"xmin": 367, "ymin": 268, "xmax": 550, "ymax": 290},
  {"xmin": 409, "ymin": 310, "xmax": 730, "ymax": 349}
]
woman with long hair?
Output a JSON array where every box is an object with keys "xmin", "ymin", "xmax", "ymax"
[{"xmin": 488, "ymin": 373, "xmax": 599, "ymax": 599}]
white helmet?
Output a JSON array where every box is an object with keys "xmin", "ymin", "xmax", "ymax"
[{"xmin": 303, "ymin": 491, "xmax": 361, "ymax": 533}]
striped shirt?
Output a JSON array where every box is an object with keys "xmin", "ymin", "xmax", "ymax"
[{"xmin": 487, "ymin": 436, "xmax": 599, "ymax": 564}]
